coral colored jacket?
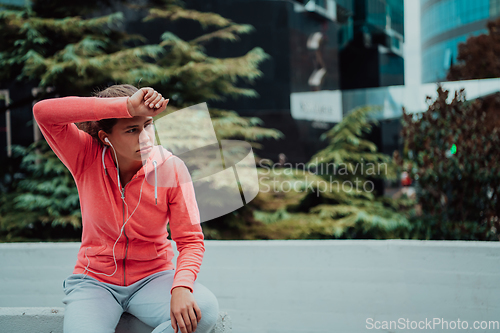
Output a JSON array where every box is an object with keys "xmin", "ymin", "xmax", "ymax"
[{"xmin": 33, "ymin": 96, "xmax": 204, "ymax": 293}]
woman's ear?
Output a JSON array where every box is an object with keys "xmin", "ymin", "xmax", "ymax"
[{"xmin": 98, "ymin": 130, "xmax": 109, "ymax": 146}]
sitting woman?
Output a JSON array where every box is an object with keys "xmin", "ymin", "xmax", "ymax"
[{"xmin": 33, "ymin": 84, "xmax": 219, "ymax": 333}]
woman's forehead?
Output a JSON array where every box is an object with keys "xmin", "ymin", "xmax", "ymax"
[{"xmin": 116, "ymin": 116, "xmax": 153, "ymax": 127}]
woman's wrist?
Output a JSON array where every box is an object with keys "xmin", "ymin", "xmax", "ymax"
[
  {"xmin": 126, "ymin": 88, "xmax": 168, "ymax": 118},
  {"xmin": 172, "ymin": 286, "xmax": 191, "ymax": 293},
  {"xmin": 126, "ymin": 97, "xmax": 135, "ymax": 117}
]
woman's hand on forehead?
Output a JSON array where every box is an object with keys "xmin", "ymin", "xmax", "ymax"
[{"xmin": 127, "ymin": 87, "xmax": 169, "ymax": 117}]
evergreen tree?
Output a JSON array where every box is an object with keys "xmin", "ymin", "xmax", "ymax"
[
  {"xmin": 0, "ymin": 141, "xmax": 82, "ymax": 241},
  {"xmin": 0, "ymin": 0, "xmax": 283, "ymax": 240},
  {"xmin": 245, "ymin": 107, "xmax": 413, "ymax": 240}
]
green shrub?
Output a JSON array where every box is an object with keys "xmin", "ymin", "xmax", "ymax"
[{"xmin": 400, "ymin": 86, "xmax": 500, "ymax": 241}]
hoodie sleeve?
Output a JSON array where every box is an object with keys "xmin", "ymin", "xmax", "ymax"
[
  {"xmin": 33, "ymin": 96, "xmax": 131, "ymax": 178},
  {"xmin": 167, "ymin": 157, "xmax": 205, "ymax": 294}
]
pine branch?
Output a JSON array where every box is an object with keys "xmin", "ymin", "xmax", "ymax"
[
  {"xmin": 190, "ymin": 24, "xmax": 254, "ymax": 44},
  {"xmin": 145, "ymin": 6, "xmax": 232, "ymax": 28}
]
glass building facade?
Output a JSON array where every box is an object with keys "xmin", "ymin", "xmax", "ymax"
[
  {"xmin": 421, "ymin": 0, "xmax": 500, "ymax": 83},
  {"xmin": 338, "ymin": 0, "xmax": 405, "ymax": 89}
]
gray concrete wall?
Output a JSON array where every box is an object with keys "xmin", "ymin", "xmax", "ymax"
[
  {"xmin": 1, "ymin": 240, "xmax": 500, "ymax": 333},
  {"xmin": 0, "ymin": 307, "xmax": 231, "ymax": 333}
]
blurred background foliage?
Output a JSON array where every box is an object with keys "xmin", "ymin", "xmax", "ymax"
[
  {"xmin": 0, "ymin": 141, "xmax": 81, "ymax": 241},
  {"xmin": 394, "ymin": 18, "xmax": 500, "ymax": 241},
  {"xmin": 447, "ymin": 18, "xmax": 500, "ymax": 81},
  {"xmin": 0, "ymin": 0, "xmax": 268, "ymax": 103},
  {"xmin": 230, "ymin": 106, "xmax": 414, "ymax": 240},
  {"xmin": 397, "ymin": 87, "xmax": 500, "ymax": 241}
]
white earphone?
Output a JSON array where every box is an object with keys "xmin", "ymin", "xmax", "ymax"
[{"xmin": 104, "ymin": 137, "xmax": 121, "ymax": 190}]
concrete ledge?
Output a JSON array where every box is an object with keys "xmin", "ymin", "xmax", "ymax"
[
  {"xmin": 0, "ymin": 307, "xmax": 231, "ymax": 333},
  {"xmin": 3, "ymin": 240, "xmax": 500, "ymax": 333}
]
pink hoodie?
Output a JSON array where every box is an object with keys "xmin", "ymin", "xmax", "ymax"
[{"xmin": 33, "ymin": 96, "xmax": 204, "ymax": 293}]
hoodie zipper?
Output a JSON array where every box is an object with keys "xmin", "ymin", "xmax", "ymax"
[
  {"xmin": 121, "ymin": 187, "xmax": 128, "ymax": 286},
  {"xmin": 120, "ymin": 177, "xmax": 136, "ymax": 287}
]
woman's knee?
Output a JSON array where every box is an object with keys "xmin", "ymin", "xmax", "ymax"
[{"xmin": 193, "ymin": 283, "xmax": 219, "ymax": 333}]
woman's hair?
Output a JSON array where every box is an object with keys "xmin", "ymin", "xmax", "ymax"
[{"xmin": 76, "ymin": 84, "xmax": 139, "ymax": 146}]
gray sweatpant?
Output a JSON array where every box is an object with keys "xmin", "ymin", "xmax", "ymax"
[{"xmin": 62, "ymin": 270, "xmax": 219, "ymax": 333}]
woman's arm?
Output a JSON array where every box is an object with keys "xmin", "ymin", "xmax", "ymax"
[
  {"xmin": 167, "ymin": 157, "xmax": 205, "ymax": 333},
  {"xmin": 33, "ymin": 96, "xmax": 131, "ymax": 177},
  {"xmin": 168, "ymin": 157, "xmax": 205, "ymax": 294},
  {"xmin": 33, "ymin": 88, "xmax": 168, "ymax": 178}
]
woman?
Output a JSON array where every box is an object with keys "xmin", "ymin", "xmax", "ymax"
[{"xmin": 33, "ymin": 84, "xmax": 219, "ymax": 333}]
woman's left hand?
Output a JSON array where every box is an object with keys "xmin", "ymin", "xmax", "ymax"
[{"xmin": 170, "ymin": 286, "xmax": 202, "ymax": 333}]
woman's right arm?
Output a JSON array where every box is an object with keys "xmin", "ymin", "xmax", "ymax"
[
  {"xmin": 33, "ymin": 89, "xmax": 168, "ymax": 178},
  {"xmin": 33, "ymin": 96, "xmax": 131, "ymax": 177}
]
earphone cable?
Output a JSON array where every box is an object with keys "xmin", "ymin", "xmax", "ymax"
[{"xmin": 83, "ymin": 143, "xmax": 148, "ymax": 280}]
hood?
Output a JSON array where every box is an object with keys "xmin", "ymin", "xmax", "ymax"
[{"xmin": 102, "ymin": 145, "xmax": 174, "ymax": 205}]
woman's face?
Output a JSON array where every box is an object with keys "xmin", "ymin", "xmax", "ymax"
[{"xmin": 105, "ymin": 116, "xmax": 156, "ymax": 162}]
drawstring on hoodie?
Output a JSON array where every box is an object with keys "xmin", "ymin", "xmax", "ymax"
[{"xmin": 153, "ymin": 160, "xmax": 158, "ymax": 205}]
